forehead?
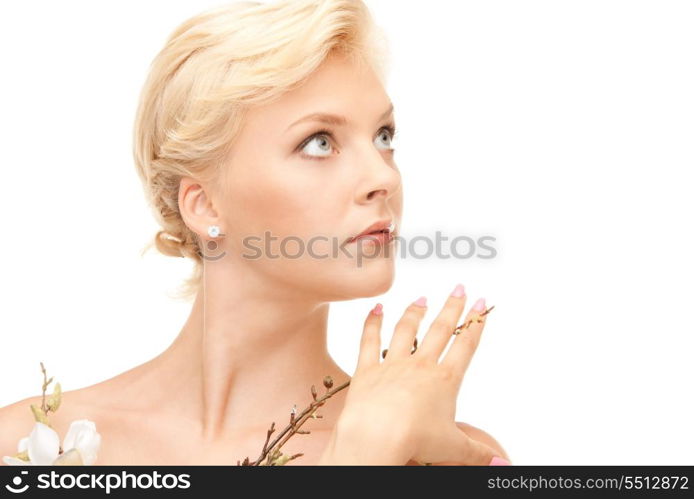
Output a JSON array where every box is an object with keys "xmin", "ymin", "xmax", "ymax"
[{"xmin": 244, "ymin": 53, "xmax": 390, "ymax": 129}]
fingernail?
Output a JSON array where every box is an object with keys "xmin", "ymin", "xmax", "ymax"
[
  {"xmin": 413, "ymin": 296, "xmax": 427, "ymax": 307},
  {"xmin": 372, "ymin": 303, "xmax": 383, "ymax": 315},
  {"xmin": 472, "ymin": 297, "xmax": 486, "ymax": 312},
  {"xmin": 489, "ymin": 456, "xmax": 511, "ymax": 466},
  {"xmin": 450, "ymin": 283, "xmax": 465, "ymax": 298}
]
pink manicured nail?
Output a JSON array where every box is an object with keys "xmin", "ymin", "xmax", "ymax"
[
  {"xmin": 413, "ymin": 296, "xmax": 427, "ymax": 307},
  {"xmin": 489, "ymin": 456, "xmax": 511, "ymax": 466},
  {"xmin": 472, "ymin": 297, "xmax": 486, "ymax": 312},
  {"xmin": 372, "ymin": 303, "xmax": 383, "ymax": 315},
  {"xmin": 451, "ymin": 283, "xmax": 465, "ymax": 298}
]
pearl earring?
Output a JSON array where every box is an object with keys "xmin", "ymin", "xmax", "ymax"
[{"xmin": 207, "ymin": 225, "xmax": 221, "ymax": 238}]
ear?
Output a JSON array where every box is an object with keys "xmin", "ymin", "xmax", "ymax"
[{"xmin": 178, "ymin": 176, "xmax": 222, "ymax": 239}]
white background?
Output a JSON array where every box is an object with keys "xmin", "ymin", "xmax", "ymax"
[{"xmin": 1, "ymin": 0, "xmax": 692, "ymax": 465}]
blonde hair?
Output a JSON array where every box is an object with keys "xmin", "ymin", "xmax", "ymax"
[{"xmin": 133, "ymin": 0, "xmax": 390, "ymax": 301}]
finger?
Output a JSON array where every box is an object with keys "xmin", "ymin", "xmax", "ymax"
[
  {"xmin": 428, "ymin": 434, "xmax": 502, "ymax": 466},
  {"xmin": 424, "ymin": 428, "xmax": 500, "ymax": 466},
  {"xmin": 355, "ymin": 303, "xmax": 383, "ymax": 373},
  {"xmin": 463, "ymin": 436, "xmax": 505, "ymax": 466},
  {"xmin": 416, "ymin": 283, "xmax": 467, "ymax": 361},
  {"xmin": 441, "ymin": 297, "xmax": 489, "ymax": 378},
  {"xmin": 383, "ymin": 297, "xmax": 427, "ymax": 360}
]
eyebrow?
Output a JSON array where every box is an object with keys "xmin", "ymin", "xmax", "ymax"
[{"xmin": 285, "ymin": 103, "xmax": 394, "ymax": 132}]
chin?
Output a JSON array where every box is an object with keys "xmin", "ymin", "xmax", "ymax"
[
  {"xmin": 302, "ymin": 253, "xmax": 397, "ymax": 301},
  {"xmin": 343, "ymin": 260, "xmax": 396, "ymax": 298}
]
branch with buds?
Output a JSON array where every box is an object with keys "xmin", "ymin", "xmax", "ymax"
[
  {"xmin": 239, "ymin": 305, "xmax": 495, "ymax": 465},
  {"xmin": 32, "ymin": 362, "xmax": 63, "ymax": 452},
  {"xmin": 238, "ymin": 375, "xmax": 349, "ymax": 466},
  {"xmin": 3, "ymin": 363, "xmax": 102, "ymax": 466}
]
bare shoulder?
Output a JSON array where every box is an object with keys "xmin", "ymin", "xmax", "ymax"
[{"xmin": 456, "ymin": 421, "xmax": 510, "ymax": 462}]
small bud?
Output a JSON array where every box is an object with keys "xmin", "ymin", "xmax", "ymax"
[
  {"xmin": 311, "ymin": 384, "xmax": 317, "ymax": 400},
  {"xmin": 265, "ymin": 448, "xmax": 282, "ymax": 465},
  {"xmin": 381, "ymin": 348, "xmax": 388, "ymax": 359},
  {"xmin": 46, "ymin": 382, "xmax": 62, "ymax": 412},
  {"xmin": 323, "ymin": 376, "xmax": 333, "ymax": 389},
  {"xmin": 30, "ymin": 404, "xmax": 49, "ymax": 425},
  {"xmin": 274, "ymin": 453, "xmax": 291, "ymax": 466}
]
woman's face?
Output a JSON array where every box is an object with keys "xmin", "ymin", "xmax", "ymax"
[{"xmin": 216, "ymin": 52, "xmax": 403, "ymax": 301}]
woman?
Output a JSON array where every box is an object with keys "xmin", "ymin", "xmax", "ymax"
[{"xmin": 0, "ymin": 0, "xmax": 510, "ymax": 465}]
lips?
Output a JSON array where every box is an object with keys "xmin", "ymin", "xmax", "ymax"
[{"xmin": 349, "ymin": 219, "xmax": 394, "ymax": 243}]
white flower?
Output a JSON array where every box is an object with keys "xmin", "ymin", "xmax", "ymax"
[
  {"xmin": 61, "ymin": 420, "xmax": 101, "ymax": 464},
  {"xmin": 2, "ymin": 419, "xmax": 101, "ymax": 466}
]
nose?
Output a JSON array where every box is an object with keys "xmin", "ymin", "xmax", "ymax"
[{"xmin": 355, "ymin": 146, "xmax": 401, "ymax": 204}]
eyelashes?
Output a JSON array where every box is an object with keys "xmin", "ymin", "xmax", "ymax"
[
  {"xmin": 296, "ymin": 123, "xmax": 398, "ymax": 160},
  {"xmin": 381, "ymin": 124, "xmax": 398, "ymax": 143}
]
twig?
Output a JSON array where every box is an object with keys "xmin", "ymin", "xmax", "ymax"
[
  {"xmin": 39, "ymin": 362, "xmax": 53, "ymax": 415},
  {"xmin": 452, "ymin": 305, "xmax": 495, "ymax": 335}
]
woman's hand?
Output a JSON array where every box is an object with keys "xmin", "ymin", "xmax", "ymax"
[{"xmin": 319, "ymin": 284, "xmax": 501, "ymax": 465}]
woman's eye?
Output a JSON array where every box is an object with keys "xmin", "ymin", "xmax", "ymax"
[
  {"xmin": 301, "ymin": 134, "xmax": 333, "ymax": 158},
  {"xmin": 375, "ymin": 128, "xmax": 395, "ymax": 150},
  {"xmin": 298, "ymin": 126, "xmax": 396, "ymax": 159}
]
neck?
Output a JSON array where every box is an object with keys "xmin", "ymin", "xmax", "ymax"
[{"xmin": 139, "ymin": 262, "xmax": 351, "ymax": 443}]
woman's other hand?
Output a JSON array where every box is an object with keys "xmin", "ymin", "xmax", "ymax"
[{"xmin": 319, "ymin": 284, "xmax": 504, "ymax": 465}]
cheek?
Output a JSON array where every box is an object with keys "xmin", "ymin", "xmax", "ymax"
[{"xmin": 226, "ymin": 169, "xmax": 348, "ymax": 241}]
